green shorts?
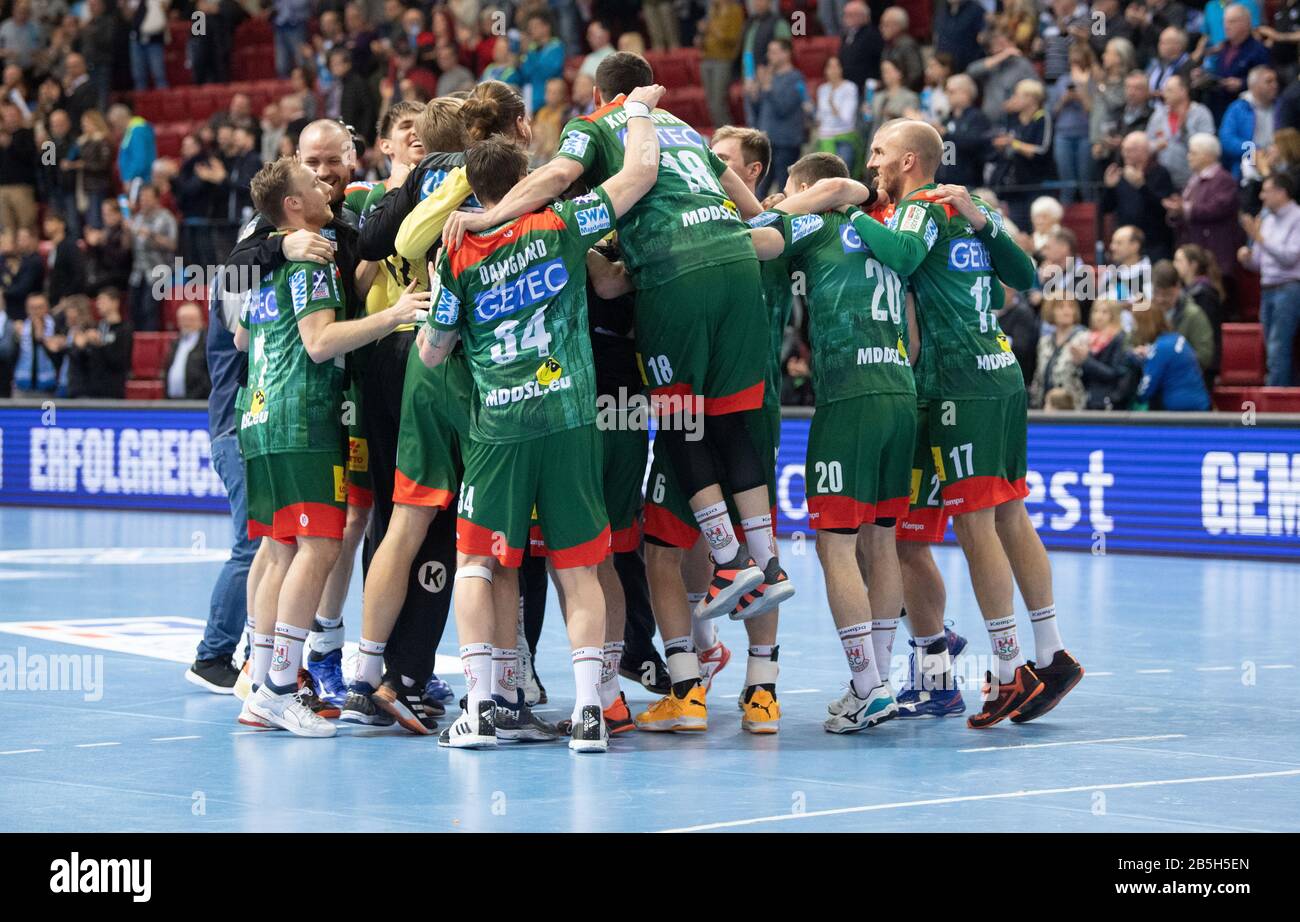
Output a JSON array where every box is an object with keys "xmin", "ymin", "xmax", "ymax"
[
  {"xmin": 245, "ymin": 450, "xmax": 347, "ymax": 544},
  {"xmin": 635, "ymin": 259, "xmax": 768, "ymax": 418},
  {"xmin": 601, "ymin": 423, "xmax": 649, "ymax": 553},
  {"xmin": 643, "ymin": 399, "xmax": 779, "ymax": 548},
  {"xmin": 394, "ymin": 348, "xmax": 472, "ymax": 509},
  {"xmin": 806, "ymin": 393, "xmax": 914, "ymax": 530},
  {"xmin": 458, "ymin": 423, "xmax": 610, "ymax": 569},
  {"xmin": 343, "ymin": 378, "xmax": 373, "ymax": 509},
  {"xmin": 895, "ymin": 398, "xmax": 949, "ymax": 543},
  {"xmin": 928, "ymin": 389, "xmax": 1030, "ymax": 516}
]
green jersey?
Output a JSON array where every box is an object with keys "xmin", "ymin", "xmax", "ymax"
[
  {"xmin": 763, "ymin": 209, "xmax": 913, "ymax": 405},
  {"xmin": 238, "ymin": 255, "xmax": 346, "ymax": 458},
  {"xmin": 758, "ymin": 250, "xmax": 793, "ymax": 408},
  {"xmin": 429, "ymin": 187, "xmax": 618, "ymax": 444},
  {"xmin": 555, "ymin": 96, "xmax": 754, "ymax": 288},
  {"xmin": 851, "ymin": 186, "xmax": 1021, "ymax": 399}
]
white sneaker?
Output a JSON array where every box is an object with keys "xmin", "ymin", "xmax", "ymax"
[
  {"xmin": 237, "ymin": 691, "xmax": 274, "ymax": 729},
  {"xmin": 823, "ymin": 683, "xmax": 898, "ymax": 734},
  {"xmin": 827, "ymin": 678, "xmax": 894, "ymax": 717},
  {"xmin": 438, "ymin": 699, "xmax": 498, "ymax": 749},
  {"xmin": 246, "ymin": 685, "xmax": 337, "ymax": 738},
  {"xmin": 233, "ymin": 660, "xmax": 254, "ymax": 702},
  {"xmin": 517, "ymin": 604, "xmax": 542, "ymax": 707}
]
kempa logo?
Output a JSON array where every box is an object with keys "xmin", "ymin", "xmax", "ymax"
[{"xmin": 50, "ymin": 853, "xmax": 151, "ymax": 902}]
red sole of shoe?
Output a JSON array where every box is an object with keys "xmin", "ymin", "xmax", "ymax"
[{"xmin": 967, "ymin": 681, "xmax": 1046, "ymax": 729}]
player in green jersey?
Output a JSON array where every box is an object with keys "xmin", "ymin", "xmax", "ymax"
[
  {"xmin": 851, "ymin": 119, "xmax": 1085, "ymax": 729},
  {"xmin": 443, "ymin": 53, "xmax": 796, "ymax": 730},
  {"xmin": 419, "ymin": 85, "xmax": 664, "ymax": 752},
  {"xmin": 234, "ymin": 158, "xmax": 426, "ymax": 737},
  {"xmin": 746, "ymin": 152, "xmax": 913, "ymax": 733}
]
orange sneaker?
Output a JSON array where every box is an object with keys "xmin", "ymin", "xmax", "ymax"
[
  {"xmin": 967, "ymin": 664, "xmax": 1044, "ymax": 729},
  {"xmin": 603, "ymin": 692, "xmax": 636, "ymax": 734}
]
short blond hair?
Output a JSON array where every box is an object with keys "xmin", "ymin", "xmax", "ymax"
[{"xmin": 416, "ymin": 97, "xmax": 469, "ymax": 154}]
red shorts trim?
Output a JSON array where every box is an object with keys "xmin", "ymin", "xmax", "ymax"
[
  {"xmin": 609, "ymin": 522, "xmax": 641, "ymax": 554},
  {"xmin": 643, "ymin": 502, "xmax": 701, "ymax": 549},
  {"xmin": 895, "ymin": 507, "xmax": 949, "ymax": 543},
  {"xmin": 547, "ymin": 526, "xmax": 612, "ymax": 569},
  {"xmin": 703, "ymin": 380, "xmax": 764, "ymax": 416},
  {"xmin": 270, "ymin": 502, "xmax": 346, "ymax": 541},
  {"xmin": 456, "ymin": 517, "xmax": 526, "ymax": 568},
  {"xmin": 807, "ymin": 494, "xmax": 909, "ymax": 530},
  {"xmin": 393, "ymin": 470, "xmax": 455, "ymax": 509},
  {"xmin": 347, "ymin": 484, "xmax": 374, "ymax": 509},
  {"xmin": 941, "ymin": 476, "xmax": 1029, "ymax": 516}
]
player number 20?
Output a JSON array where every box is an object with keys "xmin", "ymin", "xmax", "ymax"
[
  {"xmin": 865, "ymin": 259, "xmax": 903, "ymax": 324},
  {"xmin": 814, "ymin": 460, "xmax": 843, "ymax": 494},
  {"xmin": 490, "ymin": 309, "xmax": 552, "ymax": 364}
]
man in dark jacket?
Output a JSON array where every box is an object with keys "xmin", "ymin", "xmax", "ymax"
[
  {"xmin": 1101, "ymin": 131, "xmax": 1177, "ymax": 261},
  {"xmin": 936, "ymin": 73, "xmax": 990, "ymax": 188},
  {"xmin": 325, "ymin": 48, "xmax": 378, "ymax": 145},
  {"xmin": 77, "ymin": 287, "xmax": 133, "ymax": 399},
  {"xmin": 838, "ymin": 0, "xmax": 883, "ymax": 93},
  {"xmin": 43, "ymin": 212, "xmax": 86, "ymax": 308},
  {"xmin": 934, "ymin": 0, "xmax": 986, "ymax": 74},
  {"xmin": 163, "ymin": 302, "xmax": 211, "ymax": 400}
]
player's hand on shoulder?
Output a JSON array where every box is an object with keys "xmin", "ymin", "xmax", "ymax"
[
  {"xmin": 625, "ymin": 83, "xmax": 666, "ymax": 110},
  {"xmin": 931, "ymin": 184, "xmax": 983, "ymax": 227},
  {"xmin": 760, "ymin": 191, "xmax": 786, "ymax": 210},
  {"xmin": 283, "ymin": 229, "xmax": 333, "ymax": 263},
  {"xmin": 442, "ymin": 210, "xmax": 490, "ymax": 248}
]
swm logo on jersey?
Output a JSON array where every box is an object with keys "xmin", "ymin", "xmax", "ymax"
[
  {"xmin": 948, "ymin": 239, "xmax": 992, "ymax": 272},
  {"xmin": 560, "ymin": 130, "xmax": 590, "ymax": 157},
  {"xmin": 434, "ymin": 286, "xmax": 460, "ymax": 326},
  {"xmin": 289, "ymin": 268, "xmax": 308, "ymax": 314},
  {"xmin": 575, "ymin": 202, "xmax": 612, "ymax": 237},
  {"xmin": 748, "ymin": 211, "xmax": 781, "ymax": 228},
  {"xmin": 473, "ymin": 257, "xmax": 569, "ymax": 323},
  {"xmin": 790, "ymin": 213, "xmax": 824, "ymax": 243}
]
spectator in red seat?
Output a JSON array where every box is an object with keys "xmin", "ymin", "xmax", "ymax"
[
  {"xmin": 1164, "ymin": 132, "xmax": 1242, "ymax": 286},
  {"xmin": 210, "ymin": 93, "xmax": 259, "ymax": 141},
  {"xmin": 1147, "ymin": 74, "xmax": 1214, "ymax": 188},
  {"xmin": 838, "ymin": 1, "xmax": 883, "ymax": 95},
  {"xmin": 164, "ymin": 302, "xmax": 211, "ymax": 400},
  {"xmin": 84, "ymin": 198, "xmax": 133, "ymax": 294},
  {"xmin": 1239, "ymin": 173, "xmax": 1300, "ymax": 386},
  {"xmin": 128, "ymin": 184, "xmax": 177, "ymax": 333},
  {"xmin": 1030, "ymin": 296, "xmax": 1090, "ymax": 410},
  {"xmin": 42, "ymin": 211, "xmax": 86, "ymax": 308},
  {"xmin": 698, "ymin": 0, "xmax": 744, "ymax": 132}
]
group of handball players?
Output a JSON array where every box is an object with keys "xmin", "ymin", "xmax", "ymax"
[{"xmin": 216, "ymin": 50, "xmax": 1083, "ymax": 753}]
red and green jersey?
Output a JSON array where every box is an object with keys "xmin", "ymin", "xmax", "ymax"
[
  {"xmin": 555, "ymin": 96, "xmax": 754, "ymax": 288},
  {"xmin": 852, "ymin": 186, "xmax": 1021, "ymax": 399},
  {"xmin": 429, "ymin": 187, "xmax": 618, "ymax": 444},
  {"xmin": 238, "ymin": 254, "xmax": 346, "ymax": 458},
  {"xmin": 762, "ymin": 208, "xmax": 913, "ymax": 405}
]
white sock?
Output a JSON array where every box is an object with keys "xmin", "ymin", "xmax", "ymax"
[
  {"xmin": 695, "ymin": 501, "xmax": 741, "ymax": 564},
  {"xmin": 666, "ymin": 649, "xmax": 700, "ymax": 687},
  {"xmin": 599, "ymin": 641, "xmax": 624, "ymax": 708},
  {"xmin": 460, "ymin": 643, "xmax": 493, "ymax": 710},
  {"xmin": 357, "ymin": 637, "xmax": 386, "ymax": 689},
  {"xmin": 689, "ymin": 593, "xmax": 716, "ymax": 649},
  {"xmin": 872, "ymin": 617, "xmax": 900, "ymax": 681},
  {"xmin": 839, "ymin": 621, "xmax": 881, "ymax": 697},
  {"xmin": 911, "ymin": 630, "xmax": 951, "ymax": 690},
  {"xmin": 571, "ymin": 646, "xmax": 603, "ymax": 723},
  {"xmin": 744, "ymin": 644, "xmax": 779, "ymax": 688},
  {"xmin": 266, "ymin": 622, "xmax": 308, "ymax": 693},
  {"xmin": 740, "ymin": 513, "xmax": 776, "ymax": 570},
  {"xmin": 1028, "ymin": 605, "xmax": 1064, "ymax": 665},
  {"xmin": 985, "ymin": 615, "xmax": 1024, "ymax": 684},
  {"xmin": 252, "ymin": 632, "xmax": 273, "ymax": 688},
  {"xmin": 308, "ymin": 613, "xmax": 345, "ymax": 656},
  {"xmin": 492, "ymin": 647, "xmax": 518, "ymax": 703}
]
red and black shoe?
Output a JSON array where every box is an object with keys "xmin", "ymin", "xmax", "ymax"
[
  {"xmin": 728, "ymin": 558, "xmax": 796, "ymax": 621},
  {"xmin": 1010, "ymin": 650, "xmax": 1084, "ymax": 723},
  {"xmin": 966, "ymin": 664, "xmax": 1044, "ymax": 729},
  {"xmin": 693, "ymin": 551, "xmax": 764, "ymax": 621},
  {"xmin": 297, "ymin": 669, "xmax": 340, "ymax": 720}
]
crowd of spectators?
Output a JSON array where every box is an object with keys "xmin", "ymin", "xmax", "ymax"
[{"xmin": 1, "ymin": 0, "xmax": 1298, "ymax": 407}]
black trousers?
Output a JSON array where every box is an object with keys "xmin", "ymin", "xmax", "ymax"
[{"xmin": 361, "ymin": 330, "xmax": 457, "ymax": 686}]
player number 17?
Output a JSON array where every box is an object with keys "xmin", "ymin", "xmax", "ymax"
[{"xmin": 970, "ymin": 277, "xmax": 993, "ymax": 332}]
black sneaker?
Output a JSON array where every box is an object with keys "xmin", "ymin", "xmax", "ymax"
[
  {"xmin": 438, "ymin": 699, "xmax": 497, "ymax": 749},
  {"xmin": 494, "ymin": 693, "xmax": 562, "ymax": 742},
  {"xmin": 620, "ymin": 647, "xmax": 672, "ymax": 695},
  {"xmin": 1010, "ymin": 650, "xmax": 1085, "ymax": 723},
  {"xmin": 567, "ymin": 704, "xmax": 608, "ymax": 753},
  {"xmin": 373, "ymin": 679, "xmax": 440, "ymax": 735},
  {"xmin": 185, "ymin": 656, "xmax": 240, "ymax": 694},
  {"xmin": 339, "ymin": 682, "xmax": 396, "ymax": 727}
]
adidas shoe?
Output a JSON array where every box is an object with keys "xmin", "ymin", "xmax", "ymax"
[
  {"xmin": 495, "ymin": 693, "xmax": 561, "ymax": 742},
  {"xmin": 373, "ymin": 679, "xmax": 440, "ymax": 735},
  {"xmin": 568, "ymin": 704, "xmax": 608, "ymax": 753},
  {"xmin": 438, "ymin": 699, "xmax": 498, "ymax": 749}
]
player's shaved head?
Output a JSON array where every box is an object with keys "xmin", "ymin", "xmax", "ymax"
[
  {"xmin": 868, "ymin": 118, "xmax": 943, "ymax": 201},
  {"xmin": 298, "ymin": 118, "xmax": 351, "ymax": 154},
  {"xmin": 886, "ymin": 119, "xmax": 944, "ymax": 175}
]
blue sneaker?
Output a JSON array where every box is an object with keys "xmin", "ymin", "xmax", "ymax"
[
  {"xmin": 945, "ymin": 623, "xmax": 968, "ymax": 658},
  {"xmin": 896, "ymin": 635, "xmax": 965, "ymax": 718},
  {"xmin": 424, "ymin": 673, "xmax": 454, "ymax": 705},
  {"xmin": 306, "ymin": 648, "xmax": 347, "ymax": 708}
]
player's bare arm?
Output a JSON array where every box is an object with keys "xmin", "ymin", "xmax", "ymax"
[
  {"xmin": 932, "ymin": 183, "xmax": 1036, "ymax": 290},
  {"xmin": 234, "ymin": 323, "xmax": 249, "ymax": 352},
  {"xmin": 747, "ymin": 227, "xmax": 786, "ymax": 260},
  {"xmin": 298, "ymin": 280, "xmax": 429, "ymax": 363},
  {"xmin": 587, "ymin": 248, "xmax": 634, "ymax": 298},
  {"xmin": 593, "ymin": 84, "xmax": 665, "ymax": 218},
  {"xmin": 417, "ymin": 321, "xmax": 460, "ymax": 369},
  {"xmin": 775, "ymin": 177, "xmax": 878, "ymax": 216},
  {"xmin": 720, "ymin": 165, "xmax": 763, "ymax": 219},
  {"xmin": 355, "ymin": 259, "xmax": 380, "ymax": 298}
]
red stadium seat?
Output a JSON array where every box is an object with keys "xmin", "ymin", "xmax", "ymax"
[
  {"xmin": 125, "ymin": 380, "xmax": 165, "ymax": 401},
  {"xmin": 645, "ymin": 49, "xmax": 700, "ymax": 89},
  {"xmin": 1061, "ymin": 202, "xmax": 1099, "ymax": 264},
  {"xmin": 793, "ymin": 37, "xmax": 836, "ymax": 81},
  {"xmin": 662, "ymin": 87, "xmax": 712, "ymax": 132},
  {"xmin": 131, "ymin": 332, "xmax": 177, "ymax": 381},
  {"xmin": 1255, "ymin": 387, "xmax": 1300, "ymax": 412},
  {"xmin": 235, "ymin": 16, "xmax": 274, "ymax": 46},
  {"xmin": 1219, "ymin": 323, "xmax": 1266, "ymax": 385},
  {"xmin": 1211, "ymin": 385, "xmax": 1255, "ymax": 412},
  {"xmin": 1233, "ymin": 265, "xmax": 1261, "ymax": 322},
  {"xmin": 728, "ymin": 81, "xmax": 747, "ymax": 126}
]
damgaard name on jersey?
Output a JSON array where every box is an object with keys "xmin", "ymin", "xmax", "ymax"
[
  {"xmin": 975, "ymin": 350, "xmax": 1019, "ymax": 371},
  {"xmin": 682, "ymin": 201, "xmax": 740, "ymax": 228},
  {"xmin": 479, "ymin": 238, "xmax": 550, "ymax": 287},
  {"xmin": 474, "ymin": 257, "xmax": 569, "ymax": 323},
  {"xmin": 857, "ymin": 345, "xmax": 909, "ymax": 368},
  {"xmin": 484, "ymin": 375, "xmax": 573, "ymax": 407},
  {"xmin": 948, "ymin": 238, "xmax": 991, "ymax": 272}
]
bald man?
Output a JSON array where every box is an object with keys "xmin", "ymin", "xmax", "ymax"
[{"xmin": 846, "ymin": 119, "xmax": 1085, "ymax": 728}]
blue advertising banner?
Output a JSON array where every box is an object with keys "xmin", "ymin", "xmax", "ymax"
[{"xmin": 1, "ymin": 404, "xmax": 1297, "ymax": 559}]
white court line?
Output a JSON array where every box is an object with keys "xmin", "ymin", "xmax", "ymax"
[
  {"xmin": 74, "ymin": 742, "xmax": 120, "ymax": 749},
  {"xmin": 0, "ymin": 749, "xmax": 43, "ymax": 755},
  {"xmin": 1088, "ymin": 671, "xmax": 1114, "ymax": 676},
  {"xmin": 1137, "ymin": 669, "xmax": 1173, "ymax": 674},
  {"xmin": 782, "ymin": 689, "xmax": 822, "ymax": 695},
  {"xmin": 151, "ymin": 735, "xmax": 201, "ymax": 742},
  {"xmin": 659, "ymin": 768, "xmax": 1300, "ymax": 833},
  {"xmin": 1261, "ymin": 664, "xmax": 1295, "ymax": 670},
  {"xmin": 959, "ymin": 734, "xmax": 1185, "ymax": 754},
  {"xmin": 1196, "ymin": 666, "xmax": 1234, "ymax": 672}
]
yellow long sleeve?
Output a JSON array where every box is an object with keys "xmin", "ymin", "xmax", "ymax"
[{"xmin": 395, "ymin": 166, "xmax": 474, "ymax": 263}]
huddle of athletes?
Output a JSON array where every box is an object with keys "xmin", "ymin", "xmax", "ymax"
[{"xmin": 224, "ymin": 50, "xmax": 1084, "ymax": 753}]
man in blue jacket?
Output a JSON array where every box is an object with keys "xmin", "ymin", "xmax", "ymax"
[
  {"xmin": 519, "ymin": 9, "xmax": 566, "ymax": 113},
  {"xmin": 748, "ymin": 38, "xmax": 807, "ymax": 196},
  {"xmin": 1219, "ymin": 65, "xmax": 1280, "ymax": 177},
  {"xmin": 108, "ymin": 102, "xmax": 156, "ymax": 200}
]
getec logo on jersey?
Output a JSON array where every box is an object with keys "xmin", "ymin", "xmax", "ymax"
[
  {"xmin": 948, "ymin": 238, "xmax": 991, "ymax": 272},
  {"xmin": 473, "ymin": 257, "xmax": 569, "ymax": 323},
  {"xmin": 245, "ymin": 287, "xmax": 278, "ymax": 324},
  {"xmin": 790, "ymin": 213, "xmax": 824, "ymax": 243},
  {"xmin": 560, "ymin": 130, "xmax": 590, "ymax": 158}
]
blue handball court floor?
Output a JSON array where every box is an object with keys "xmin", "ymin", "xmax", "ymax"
[{"xmin": 0, "ymin": 506, "xmax": 1297, "ymax": 833}]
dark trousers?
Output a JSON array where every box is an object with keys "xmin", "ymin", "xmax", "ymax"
[{"xmin": 362, "ymin": 331, "xmax": 457, "ymax": 685}]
